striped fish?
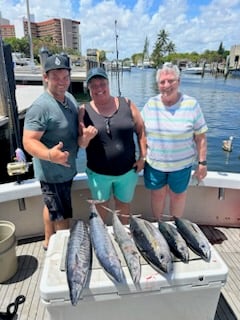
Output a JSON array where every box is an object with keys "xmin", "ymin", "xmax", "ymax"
[
  {"xmin": 88, "ymin": 202, "xmax": 126, "ymax": 284},
  {"xmin": 112, "ymin": 211, "xmax": 141, "ymax": 284},
  {"xmin": 130, "ymin": 216, "xmax": 172, "ymax": 274},
  {"xmin": 158, "ymin": 221, "xmax": 189, "ymax": 263},
  {"xmin": 174, "ymin": 217, "xmax": 211, "ymax": 261},
  {"xmin": 66, "ymin": 219, "xmax": 92, "ymax": 306}
]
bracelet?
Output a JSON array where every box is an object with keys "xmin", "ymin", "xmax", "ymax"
[
  {"xmin": 48, "ymin": 150, "xmax": 52, "ymax": 162},
  {"xmin": 198, "ymin": 160, "xmax": 207, "ymax": 166},
  {"xmin": 140, "ymin": 157, "xmax": 146, "ymax": 161}
]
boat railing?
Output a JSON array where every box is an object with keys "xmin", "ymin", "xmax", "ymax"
[{"xmin": 1, "ymin": 170, "xmax": 240, "ymax": 204}]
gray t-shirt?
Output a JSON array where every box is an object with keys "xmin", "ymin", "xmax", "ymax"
[{"xmin": 24, "ymin": 91, "xmax": 79, "ymax": 183}]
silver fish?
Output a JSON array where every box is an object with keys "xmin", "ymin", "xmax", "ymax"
[
  {"xmin": 112, "ymin": 211, "xmax": 141, "ymax": 284},
  {"xmin": 66, "ymin": 219, "xmax": 92, "ymax": 306},
  {"xmin": 88, "ymin": 202, "xmax": 126, "ymax": 284},
  {"xmin": 174, "ymin": 217, "xmax": 211, "ymax": 261},
  {"xmin": 158, "ymin": 221, "xmax": 189, "ymax": 263},
  {"xmin": 130, "ymin": 216, "xmax": 172, "ymax": 274}
]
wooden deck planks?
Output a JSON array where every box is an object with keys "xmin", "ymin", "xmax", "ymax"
[
  {"xmin": 0, "ymin": 227, "xmax": 239, "ymax": 320},
  {"xmin": 201, "ymin": 226, "xmax": 240, "ymax": 319}
]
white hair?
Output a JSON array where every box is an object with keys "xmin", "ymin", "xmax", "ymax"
[{"xmin": 156, "ymin": 62, "xmax": 180, "ymax": 82}]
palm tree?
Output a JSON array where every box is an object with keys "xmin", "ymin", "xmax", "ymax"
[
  {"xmin": 151, "ymin": 29, "xmax": 175, "ymax": 67},
  {"xmin": 165, "ymin": 41, "xmax": 176, "ymax": 56}
]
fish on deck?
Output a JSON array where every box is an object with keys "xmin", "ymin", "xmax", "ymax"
[
  {"xmin": 112, "ymin": 211, "xmax": 141, "ymax": 284},
  {"xmin": 88, "ymin": 202, "xmax": 126, "ymax": 284},
  {"xmin": 66, "ymin": 219, "xmax": 92, "ymax": 306},
  {"xmin": 130, "ymin": 216, "xmax": 172, "ymax": 274},
  {"xmin": 158, "ymin": 221, "xmax": 189, "ymax": 263},
  {"xmin": 174, "ymin": 217, "xmax": 211, "ymax": 262}
]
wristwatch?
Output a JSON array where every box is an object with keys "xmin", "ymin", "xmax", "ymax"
[{"xmin": 198, "ymin": 160, "xmax": 207, "ymax": 166}]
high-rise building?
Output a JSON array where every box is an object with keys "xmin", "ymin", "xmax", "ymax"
[
  {"xmin": 0, "ymin": 15, "xmax": 16, "ymax": 39},
  {"xmin": 0, "ymin": 24, "xmax": 16, "ymax": 39},
  {"xmin": 23, "ymin": 18, "xmax": 80, "ymax": 52}
]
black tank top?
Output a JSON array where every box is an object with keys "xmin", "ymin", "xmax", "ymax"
[{"xmin": 84, "ymin": 97, "xmax": 136, "ymax": 175}]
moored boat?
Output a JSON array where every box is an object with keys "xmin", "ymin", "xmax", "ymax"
[{"xmin": 181, "ymin": 66, "xmax": 211, "ymax": 75}]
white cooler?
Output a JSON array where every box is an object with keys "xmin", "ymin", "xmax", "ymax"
[{"xmin": 40, "ymin": 227, "xmax": 228, "ymax": 320}]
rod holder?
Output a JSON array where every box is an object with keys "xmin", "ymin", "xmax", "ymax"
[
  {"xmin": 18, "ymin": 198, "xmax": 26, "ymax": 211},
  {"xmin": 218, "ymin": 188, "xmax": 225, "ymax": 200}
]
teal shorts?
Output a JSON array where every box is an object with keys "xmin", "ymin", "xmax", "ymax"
[
  {"xmin": 144, "ymin": 162, "xmax": 192, "ymax": 194},
  {"xmin": 86, "ymin": 168, "xmax": 138, "ymax": 203}
]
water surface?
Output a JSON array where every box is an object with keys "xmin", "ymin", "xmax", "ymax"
[{"xmin": 77, "ymin": 69, "xmax": 240, "ymax": 174}]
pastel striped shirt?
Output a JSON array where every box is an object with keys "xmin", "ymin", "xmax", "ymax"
[{"xmin": 141, "ymin": 93, "xmax": 208, "ymax": 172}]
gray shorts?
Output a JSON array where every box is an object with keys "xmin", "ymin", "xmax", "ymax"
[{"xmin": 40, "ymin": 180, "xmax": 73, "ymax": 221}]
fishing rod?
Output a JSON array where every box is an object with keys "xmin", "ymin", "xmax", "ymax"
[
  {"xmin": 114, "ymin": 20, "xmax": 121, "ymax": 97},
  {"xmin": 0, "ymin": 36, "xmax": 31, "ymax": 210}
]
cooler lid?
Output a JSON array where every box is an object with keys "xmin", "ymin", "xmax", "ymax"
[{"xmin": 40, "ymin": 227, "xmax": 228, "ymax": 303}]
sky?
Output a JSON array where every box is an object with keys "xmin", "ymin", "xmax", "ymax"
[{"xmin": 1, "ymin": 0, "xmax": 240, "ymax": 59}]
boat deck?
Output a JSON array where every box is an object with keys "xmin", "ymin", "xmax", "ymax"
[{"xmin": 0, "ymin": 225, "xmax": 239, "ymax": 320}]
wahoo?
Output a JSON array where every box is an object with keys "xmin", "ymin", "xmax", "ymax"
[{"xmin": 66, "ymin": 219, "xmax": 92, "ymax": 306}]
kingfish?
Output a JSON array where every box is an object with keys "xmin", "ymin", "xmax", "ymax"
[
  {"xmin": 158, "ymin": 221, "xmax": 189, "ymax": 263},
  {"xmin": 112, "ymin": 211, "xmax": 141, "ymax": 284},
  {"xmin": 88, "ymin": 202, "xmax": 126, "ymax": 284},
  {"xmin": 66, "ymin": 219, "xmax": 92, "ymax": 306},
  {"xmin": 174, "ymin": 217, "xmax": 211, "ymax": 261},
  {"xmin": 130, "ymin": 216, "xmax": 172, "ymax": 274}
]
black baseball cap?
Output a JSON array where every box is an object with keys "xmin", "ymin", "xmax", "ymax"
[
  {"xmin": 44, "ymin": 54, "xmax": 71, "ymax": 73},
  {"xmin": 86, "ymin": 67, "xmax": 108, "ymax": 85}
]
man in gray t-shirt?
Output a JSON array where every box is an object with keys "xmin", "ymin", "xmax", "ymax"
[{"xmin": 23, "ymin": 54, "xmax": 79, "ymax": 250}]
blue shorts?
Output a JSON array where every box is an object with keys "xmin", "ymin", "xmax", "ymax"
[
  {"xmin": 86, "ymin": 168, "xmax": 138, "ymax": 203},
  {"xmin": 144, "ymin": 162, "xmax": 192, "ymax": 194},
  {"xmin": 40, "ymin": 180, "xmax": 73, "ymax": 221}
]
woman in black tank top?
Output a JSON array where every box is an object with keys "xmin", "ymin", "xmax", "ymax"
[{"xmin": 78, "ymin": 67, "xmax": 146, "ymax": 224}]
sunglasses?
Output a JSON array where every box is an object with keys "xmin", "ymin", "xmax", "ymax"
[{"xmin": 105, "ymin": 118, "xmax": 111, "ymax": 135}]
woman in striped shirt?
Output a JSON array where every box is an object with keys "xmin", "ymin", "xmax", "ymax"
[{"xmin": 141, "ymin": 63, "xmax": 207, "ymax": 221}]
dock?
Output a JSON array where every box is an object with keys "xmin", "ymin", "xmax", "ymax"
[
  {"xmin": 14, "ymin": 65, "xmax": 86, "ymax": 85},
  {"xmin": 0, "ymin": 225, "xmax": 239, "ymax": 319},
  {"xmin": 0, "ymin": 67, "xmax": 87, "ymax": 128}
]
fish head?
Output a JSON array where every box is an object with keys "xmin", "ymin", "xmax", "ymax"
[
  {"xmin": 176, "ymin": 243, "xmax": 189, "ymax": 262},
  {"xmin": 199, "ymin": 242, "xmax": 211, "ymax": 261},
  {"xmin": 129, "ymin": 216, "xmax": 139, "ymax": 232},
  {"xmin": 89, "ymin": 211, "xmax": 98, "ymax": 220},
  {"xmin": 159, "ymin": 252, "xmax": 173, "ymax": 274}
]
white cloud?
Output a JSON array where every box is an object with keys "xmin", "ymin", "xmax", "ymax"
[{"xmin": 1, "ymin": 0, "xmax": 240, "ymax": 58}]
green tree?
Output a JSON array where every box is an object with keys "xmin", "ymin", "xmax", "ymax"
[
  {"xmin": 142, "ymin": 36, "xmax": 149, "ymax": 62},
  {"xmin": 151, "ymin": 29, "xmax": 175, "ymax": 68},
  {"xmin": 4, "ymin": 37, "xmax": 29, "ymax": 56},
  {"xmin": 165, "ymin": 41, "xmax": 176, "ymax": 56},
  {"xmin": 217, "ymin": 42, "xmax": 224, "ymax": 56},
  {"xmin": 131, "ymin": 53, "xmax": 143, "ymax": 66}
]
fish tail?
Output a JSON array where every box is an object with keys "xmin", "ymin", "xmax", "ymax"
[{"xmin": 86, "ymin": 199, "xmax": 107, "ymax": 205}]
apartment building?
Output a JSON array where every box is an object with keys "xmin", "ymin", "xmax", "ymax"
[
  {"xmin": 0, "ymin": 24, "xmax": 15, "ymax": 39},
  {"xmin": 23, "ymin": 18, "xmax": 80, "ymax": 52},
  {"xmin": 0, "ymin": 16, "xmax": 16, "ymax": 39}
]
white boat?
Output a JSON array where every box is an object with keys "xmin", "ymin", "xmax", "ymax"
[
  {"xmin": 0, "ymin": 170, "xmax": 240, "ymax": 319},
  {"xmin": 1, "ymin": 171, "xmax": 240, "ymax": 239},
  {"xmin": 181, "ymin": 65, "xmax": 212, "ymax": 75},
  {"xmin": 230, "ymin": 69, "xmax": 240, "ymax": 77}
]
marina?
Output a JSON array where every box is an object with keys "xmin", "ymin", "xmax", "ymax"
[
  {"xmin": 1, "ymin": 62, "xmax": 240, "ymax": 320},
  {"xmin": 1, "ymin": 1, "xmax": 240, "ymax": 318}
]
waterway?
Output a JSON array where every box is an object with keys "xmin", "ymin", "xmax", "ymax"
[{"xmin": 77, "ymin": 68, "xmax": 240, "ymax": 174}]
